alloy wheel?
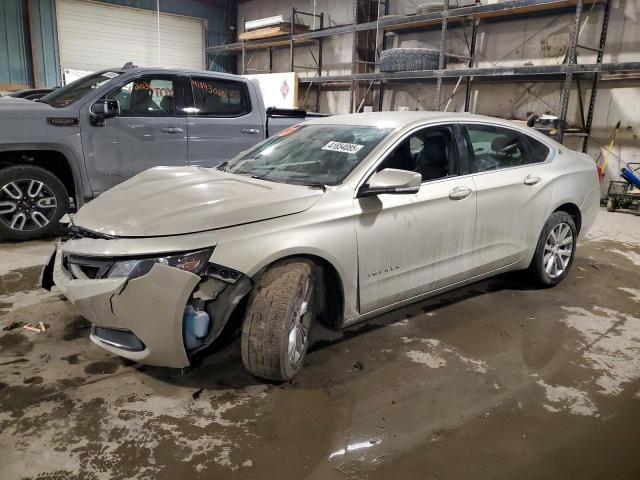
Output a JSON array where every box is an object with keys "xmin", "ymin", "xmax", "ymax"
[
  {"xmin": 287, "ymin": 278, "xmax": 313, "ymax": 368},
  {"xmin": 543, "ymin": 222, "xmax": 574, "ymax": 278},
  {"xmin": 0, "ymin": 179, "xmax": 58, "ymax": 232}
]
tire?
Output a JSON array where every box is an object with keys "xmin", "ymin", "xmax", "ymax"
[
  {"xmin": 241, "ymin": 259, "xmax": 316, "ymax": 381},
  {"xmin": 606, "ymin": 197, "xmax": 617, "ymax": 212},
  {"xmin": 529, "ymin": 211, "xmax": 577, "ymax": 287},
  {"xmin": 0, "ymin": 165, "xmax": 69, "ymax": 241},
  {"xmin": 379, "ymin": 48, "xmax": 440, "ymax": 73}
]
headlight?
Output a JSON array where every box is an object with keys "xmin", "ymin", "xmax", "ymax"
[{"xmin": 106, "ymin": 249, "xmax": 212, "ymax": 279}]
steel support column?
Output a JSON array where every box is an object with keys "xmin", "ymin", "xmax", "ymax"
[
  {"xmin": 556, "ymin": 0, "xmax": 583, "ymax": 143},
  {"xmin": 464, "ymin": 17, "xmax": 479, "ymax": 112},
  {"xmin": 434, "ymin": 0, "xmax": 449, "ymax": 111},
  {"xmin": 582, "ymin": 0, "xmax": 611, "ymax": 152}
]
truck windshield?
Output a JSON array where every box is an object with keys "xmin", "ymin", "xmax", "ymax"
[
  {"xmin": 40, "ymin": 71, "xmax": 122, "ymax": 108},
  {"xmin": 225, "ymin": 124, "xmax": 393, "ymax": 186}
]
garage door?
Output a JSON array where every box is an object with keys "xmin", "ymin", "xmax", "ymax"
[{"xmin": 56, "ymin": 0, "xmax": 204, "ymax": 74}]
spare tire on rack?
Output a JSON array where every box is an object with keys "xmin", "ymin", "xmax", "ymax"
[{"xmin": 379, "ymin": 48, "xmax": 441, "ymax": 73}]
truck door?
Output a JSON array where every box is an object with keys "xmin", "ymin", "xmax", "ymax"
[
  {"xmin": 185, "ymin": 76, "xmax": 265, "ymax": 168},
  {"xmin": 81, "ymin": 74, "xmax": 187, "ymax": 194}
]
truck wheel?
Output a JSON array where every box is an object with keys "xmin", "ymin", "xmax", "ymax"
[
  {"xmin": 241, "ymin": 259, "xmax": 316, "ymax": 381},
  {"xmin": 606, "ymin": 198, "xmax": 617, "ymax": 212},
  {"xmin": 0, "ymin": 165, "xmax": 69, "ymax": 241},
  {"xmin": 529, "ymin": 211, "xmax": 577, "ymax": 287}
]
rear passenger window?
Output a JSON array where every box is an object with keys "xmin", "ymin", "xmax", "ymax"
[
  {"xmin": 525, "ymin": 136, "xmax": 551, "ymax": 164},
  {"xmin": 465, "ymin": 124, "xmax": 527, "ymax": 172},
  {"xmin": 190, "ymin": 78, "xmax": 250, "ymax": 117}
]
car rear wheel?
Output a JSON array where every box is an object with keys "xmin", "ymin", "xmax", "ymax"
[
  {"xmin": 0, "ymin": 165, "xmax": 69, "ymax": 241},
  {"xmin": 241, "ymin": 259, "xmax": 316, "ymax": 381},
  {"xmin": 529, "ymin": 211, "xmax": 577, "ymax": 287}
]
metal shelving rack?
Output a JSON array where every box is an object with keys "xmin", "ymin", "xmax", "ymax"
[
  {"xmin": 207, "ymin": 0, "xmax": 640, "ymax": 149},
  {"xmin": 214, "ymin": 7, "xmax": 325, "ymax": 111}
]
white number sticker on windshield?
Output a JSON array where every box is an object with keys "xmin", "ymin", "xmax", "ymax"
[{"xmin": 321, "ymin": 141, "xmax": 364, "ymax": 154}]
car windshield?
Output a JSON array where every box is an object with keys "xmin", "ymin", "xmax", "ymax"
[
  {"xmin": 224, "ymin": 124, "xmax": 392, "ymax": 186},
  {"xmin": 40, "ymin": 71, "xmax": 122, "ymax": 108}
]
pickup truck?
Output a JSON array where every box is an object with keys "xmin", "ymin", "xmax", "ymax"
[{"xmin": 0, "ymin": 65, "xmax": 319, "ymax": 241}]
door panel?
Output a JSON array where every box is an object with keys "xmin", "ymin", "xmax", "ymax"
[
  {"xmin": 81, "ymin": 74, "xmax": 187, "ymax": 193},
  {"xmin": 472, "ymin": 167, "xmax": 553, "ymax": 270},
  {"xmin": 462, "ymin": 123, "xmax": 554, "ymax": 272},
  {"xmin": 354, "ymin": 124, "xmax": 475, "ymax": 314},
  {"xmin": 186, "ymin": 77, "xmax": 264, "ymax": 167},
  {"xmin": 355, "ymin": 178, "xmax": 477, "ymax": 313}
]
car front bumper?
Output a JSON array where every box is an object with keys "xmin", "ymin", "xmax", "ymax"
[{"xmin": 47, "ymin": 245, "xmax": 201, "ymax": 368}]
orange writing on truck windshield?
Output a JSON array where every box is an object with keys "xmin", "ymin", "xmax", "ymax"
[
  {"xmin": 133, "ymin": 82, "xmax": 173, "ymax": 97},
  {"xmin": 191, "ymin": 79, "xmax": 227, "ymax": 98}
]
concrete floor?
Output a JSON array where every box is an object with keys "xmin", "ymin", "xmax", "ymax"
[{"xmin": 1, "ymin": 209, "xmax": 640, "ymax": 479}]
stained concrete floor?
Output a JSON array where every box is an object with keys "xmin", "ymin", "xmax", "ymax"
[{"xmin": 1, "ymin": 208, "xmax": 640, "ymax": 479}]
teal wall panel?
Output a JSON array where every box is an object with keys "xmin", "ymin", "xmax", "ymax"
[
  {"xmin": 0, "ymin": 0, "xmax": 32, "ymax": 87},
  {"xmin": 29, "ymin": 0, "xmax": 61, "ymax": 87}
]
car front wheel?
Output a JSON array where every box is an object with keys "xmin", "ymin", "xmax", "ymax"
[
  {"xmin": 529, "ymin": 211, "xmax": 577, "ymax": 287},
  {"xmin": 0, "ymin": 165, "xmax": 69, "ymax": 241},
  {"xmin": 241, "ymin": 259, "xmax": 316, "ymax": 381}
]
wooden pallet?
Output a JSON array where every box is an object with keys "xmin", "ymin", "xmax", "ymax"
[{"xmin": 239, "ymin": 23, "xmax": 310, "ymax": 41}]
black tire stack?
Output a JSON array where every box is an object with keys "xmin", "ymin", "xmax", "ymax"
[{"xmin": 379, "ymin": 48, "xmax": 441, "ymax": 73}]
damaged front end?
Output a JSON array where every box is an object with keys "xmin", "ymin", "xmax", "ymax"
[
  {"xmin": 42, "ymin": 244, "xmax": 252, "ymax": 368},
  {"xmin": 185, "ymin": 263, "xmax": 252, "ymax": 354}
]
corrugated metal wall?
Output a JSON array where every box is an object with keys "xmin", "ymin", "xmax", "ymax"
[
  {"xmin": 0, "ymin": 0, "xmax": 233, "ymax": 91},
  {"xmin": 91, "ymin": 0, "xmax": 234, "ymax": 71},
  {"xmin": 0, "ymin": 0, "xmax": 32, "ymax": 88}
]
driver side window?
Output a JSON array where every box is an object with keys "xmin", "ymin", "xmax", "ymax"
[
  {"xmin": 105, "ymin": 75, "xmax": 176, "ymax": 117},
  {"xmin": 377, "ymin": 125, "xmax": 457, "ymax": 183},
  {"xmin": 465, "ymin": 124, "xmax": 527, "ymax": 173}
]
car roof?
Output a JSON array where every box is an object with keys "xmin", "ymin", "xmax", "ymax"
[{"xmin": 303, "ymin": 111, "xmax": 522, "ymax": 129}]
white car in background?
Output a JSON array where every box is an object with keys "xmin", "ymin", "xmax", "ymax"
[{"xmin": 42, "ymin": 112, "xmax": 600, "ymax": 381}]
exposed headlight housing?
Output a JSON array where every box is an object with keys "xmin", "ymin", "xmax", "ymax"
[{"xmin": 106, "ymin": 249, "xmax": 212, "ymax": 279}]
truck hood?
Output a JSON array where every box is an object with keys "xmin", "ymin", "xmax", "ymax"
[
  {"xmin": 73, "ymin": 166, "xmax": 324, "ymax": 237},
  {"xmin": 0, "ymin": 97, "xmax": 67, "ymax": 117}
]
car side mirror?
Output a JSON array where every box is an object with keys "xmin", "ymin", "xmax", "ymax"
[
  {"xmin": 90, "ymin": 99, "xmax": 119, "ymax": 125},
  {"xmin": 359, "ymin": 168, "xmax": 422, "ymax": 197}
]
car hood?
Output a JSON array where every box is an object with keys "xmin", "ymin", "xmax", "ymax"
[{"xmin": 73, "ymin": 166, "xmax": 324, "ymax": 237}]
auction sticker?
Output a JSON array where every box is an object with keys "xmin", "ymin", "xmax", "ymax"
[{"xmin": 322, "ymin": 141, "xmax": 364, "ymax": 154}]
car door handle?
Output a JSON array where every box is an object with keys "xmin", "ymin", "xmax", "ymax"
[
  {"xmin": 161, "ymin": 127, "xmax": 184, "ymax": 134},
  {"xmin": 524, "ymin": 174, "xmax": 541, "ymax": 186},
  {"xmin": 448, "ymin": 186, "xmax": 472, "ymax": 200},
  {"xmin": 241, "ymin": 128, "xmax": 261, "ymax": 134}
]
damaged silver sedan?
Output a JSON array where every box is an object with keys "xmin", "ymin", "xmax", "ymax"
[{"xmin": 42, "ymin": 112, "xmax": 600, "ymax": 381}]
